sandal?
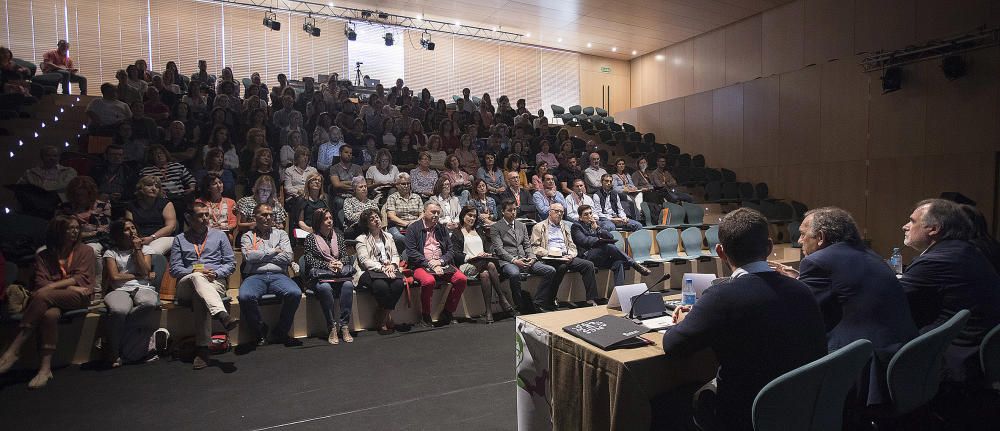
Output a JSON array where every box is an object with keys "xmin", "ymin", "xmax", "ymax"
[
  {"xmin": 327, "ymin": 328, "xmax": 340, "ymax": 345},
  {"xmin": 341, "ymin": 326, "xmax": 354, "ymax": 343},
  {"xmin": 28, "ymin": 371, "xmax": 53, "ymax": 389}
]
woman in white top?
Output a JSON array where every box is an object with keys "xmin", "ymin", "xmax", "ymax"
[
  {"xmin": 102, "ymin": 219, "xmax": 159, "ymax": 367},
  {"xmin": 451, "ymin": 205, "xmax": 514, "ymax": 323},
  {"xmin": 284, "ymin": 145, "xmax": 318, "ymax": 231},
  {"xmin": 355, "ymin": 208, "xmax": 406, "ymax": 334},
  {"xmin": 426, "ymin": 134, "xmax": 448, "ymax": 170},
  {"xmin": 430, "ymin": 177, "xmax": 461, "ymax": 230}
]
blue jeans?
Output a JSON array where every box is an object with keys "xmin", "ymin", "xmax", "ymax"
[
  {"xmin": 238, "ymin": 273, "xmax": 302, "ymax": 339},
  {"xmin": 585, "ymin": 245, "xmax": 633, "ymax": 287},
  {"xmin": 314, "ymin": 281, "xmax": 354, "ymax": 329},
  {"xmin": 388, "ymin": 226, "xmax": 407, "ymax": 253}
]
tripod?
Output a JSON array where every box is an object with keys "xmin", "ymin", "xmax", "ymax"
[{"xmin": 355, "ymin": 62, "xmax": 363, "ymax": 87}]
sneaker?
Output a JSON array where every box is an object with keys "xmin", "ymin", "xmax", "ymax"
[
  {"xmin": 214, "ymin": 311, "xmax": 240, "ymax": 331},
  {"xmin": 633, "ymin": 262, "xmax": 653, "ymax": 276},
  {"xmin": 153, "ymin": 328, "xmax": 170, "ymax": 354}
]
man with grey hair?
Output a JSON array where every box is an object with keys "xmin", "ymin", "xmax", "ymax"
[
  {"xmin": 773, "ymin": 207, "xmax": 917, "ymax": 406},
  {"xmin": 383, "ymin": 172, "xmax": 423, "ymax": 251},
  {"xmin": 655, "ymin": 208, "xmax": 825, "ymax": 430},
  {"xmin": 900, "ymin": 198, "xmax": 1000, "ymax": 383}
]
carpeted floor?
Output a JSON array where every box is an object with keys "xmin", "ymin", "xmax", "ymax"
[{"xmin": 0, "ymin": 319, "xmax": 517, "ymax": 430}]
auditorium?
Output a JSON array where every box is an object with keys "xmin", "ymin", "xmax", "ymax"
[{"xmin": 1, "ymin": 0, "xmax": 1000, "ymax": 429}]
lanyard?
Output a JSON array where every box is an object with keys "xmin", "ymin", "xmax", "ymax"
[
  {"xmin": 250, "ymin": 232, "xmax": 263, "ymax": 250},
  {"xmin": 58, "ymin": 249, "xmax": 75, "ymax": 279},
  {"xmin": 192, "ymin": 234, "xmax": 208, "ymax": 262}
]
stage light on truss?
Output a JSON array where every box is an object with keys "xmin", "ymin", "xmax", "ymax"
[
  {"xmin": 303, "ymin": 15, "xmax": 321, "ymax": 37},
  {"xmin": 262, "ymin": 11, "xmax": 281, "ymax": 31},
  {"xmin": 384, "ymin": 32, "xmax": 394, "ymax": 46},
  {"xmin": 344, "ymin": 22, "xmax": 357, "ymax": 41},
  {"xmin": 941, "ymin": 55, "xmax": 966, "ymax": 80},
  {"xmin": 881, "ymin": 66, "xmax": 903, "ymax": 93},
  {"xmin": 420, "ymin": 32, "xmax": 435, "ymax": 50}
]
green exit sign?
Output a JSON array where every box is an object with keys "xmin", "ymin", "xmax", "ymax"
[{"xmin": 600, "ymin": 66, "xmax": 611, "ymax": 73}]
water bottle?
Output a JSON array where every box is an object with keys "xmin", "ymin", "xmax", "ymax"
[
  {"xmin": 682, "ymin": 278, "xmax": 696, "ymax": 305},
  {"xmin": 889, "ymin": 247, "xmax": 903, "ymax": 274}
]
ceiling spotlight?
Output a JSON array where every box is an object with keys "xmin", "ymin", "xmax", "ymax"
[
  {"xmin": 420, "ymin": 32, "xmax": 435, "ymax": 50},
  {"xmin": 384, "ymin": 32, "xmax": 394, "ymax": 46},
  {"xmin": 415, "ymin": 13, "xmax": 423, "ymax": 21},
  {"xmin": 328, "ymin": 2, "xmax": 333, "ymax": 7},
  {"xmin": 455, "ymin": 20, "xmax": 461, "ymax": 27},
  {"xmin": 881, "ymin": 66, "xmax": 903, "ymax": 93},
  {"xmin": 302, "ymin": 15, "xmax": 320, "ymax": 37},
  {"xmin": 525, "ymin": 32, "xmax": 530, "ymax": 37},
  {"xmin": 361, "ymin": 10, "xmax": 372, "ymax": 18},
  {"xmin": 557, "ymin": 37, "xmax": 563, "ymax": 42},
  {"xmin": 631, "ymin": 50, "xmax": 637, "ymax": 55},
  {"xmin": 941, "ymin": 55, "xmax": 966, "ymax": 80},
  {"xmin": 587, "ymin": 42, "xmax": 592, "ymax": 48},
  {"xmin": 611, "ymin": 47, "xmax": 617, "ymax": 52},
  {"xmin": 378, "ymin": 12, "xmax": 389, "ymax": 19},
  {"xmin": 344, "ymin": 22, "xmax": 356, "ymax": 41},
  {"xmin": 262, "ymin": 11, "xmax": 281, "ymax": 31}
]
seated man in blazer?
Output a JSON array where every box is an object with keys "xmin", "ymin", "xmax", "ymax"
[
  {"xmin": 403, "ymin": 201, "xmax": 468, "ymax": 327},
  {"xmin": 656, "ymin": 208, "xmax": 827, "ymax": 431},
  {"xmin": 501, "ymin": 171, "xmax": 536, "ymax": 221},
  {"xmin": 492, "ymin": 199, "xmax": 552, "ymax": 314},
  {"xmin": 899, "ymin": 198, "xmax": 1000, "ymax": 383},
  {"xmin": 570, "ymin": 204, "xmax": 651, "ymax": 288},
  {"xmin": 772, "ymin": 207, "xmax": 917, "ymax": 407},
  {"xmin": 528, "ymin": 202, "xmax": 603, "ymax": 310}
]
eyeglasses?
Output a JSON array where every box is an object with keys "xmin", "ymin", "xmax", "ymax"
[{"xmin": 550, "ymin": 209, "xmax": 564, "ymax": 214}]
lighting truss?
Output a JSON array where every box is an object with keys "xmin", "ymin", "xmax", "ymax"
[
  {"xmin": 862, "ymin": 26, "xmax": 1000, "ymax": 72},
  {"xmin": 207, "ymin": 0, "xmax": 524, "ymax": 43}
]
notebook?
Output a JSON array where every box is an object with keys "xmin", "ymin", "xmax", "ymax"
[{"xmin": 563, "ymin": 315, "xmax": 651, "ymax": 350}]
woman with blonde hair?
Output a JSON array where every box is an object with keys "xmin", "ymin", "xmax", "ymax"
[{"xmin": 297, "ymin": 172, "xmax": 328, "ymax": 234}]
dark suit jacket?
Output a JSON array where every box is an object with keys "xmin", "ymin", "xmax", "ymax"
[
  {"xmin": 501, "ymin": 187, "xmax": 537, "ymax": 221},
  {"xmin": 570, "ymin": 221, "xmax": 613, "ymax": 257},
  {"xmin": 799, "ymin": 242, "xmax": 918, "ymax": 405},
  {"xmin": 900, "ymin": 239, "xmax": 1000, "ymax": 348},
  {"xmin": 490, "ymin": 217, "xmax": 531, "ymax": 264},
  {"xmin": 662, "ymin": 271, "xmax": 827, "ymax": 431},
  {"xmin": 404, "ymin": 219, "xmax": 456, "ymax": 271}
]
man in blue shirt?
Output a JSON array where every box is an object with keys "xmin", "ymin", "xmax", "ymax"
[
  {"xmin": 532, "ymin": 173, "xmax": 568, "ymax": 220},
  {"xmin": 169, "ymin": 202, "xmax": 238, "ymax": 370},
  {"xmin": 238, "ymin": 203, "xmax": 301, "ymax": 347}
]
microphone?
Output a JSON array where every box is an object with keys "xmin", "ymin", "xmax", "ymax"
[{"xmin": 627, "ymin": 274, "xmax": 670, "ymax": 320}]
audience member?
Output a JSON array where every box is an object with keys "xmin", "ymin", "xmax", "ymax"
[
  {"xmin": 650, "ymin": 155, "xmax": 693, "ymax": 203},
  {"xmin": 477, "ymin": 153, "xmax": 506, "ymax": 197},
  {"xmin": 18, "ymin": 145, "xmax": 77, "ymax": 200},
  {"xmin": 535, "ymin": 140, "xmax": 558, "ymax": 169},
  {"xmin": 283, "ymin": 145, "xmax": 319, "ymax": 229},
  {"xmin": 329, "ymin": 145, "xmax": 364, "ymax": 228},
  {"xmin": 409, "ymin": 151, "xmax": 439, "ymax": 198},
  {"xmin": 343, "ymin": 177, "xmax": 379, "ymax": 238},
  {"xmin": 502, "ymin": 170, "xmax": 535, "ymax": 220},
  {"xmin": 194, "ymin": 173, "xmax": 237, "ymax": 235},
  {"xmin": 86, "ymin": 83, "xmax": 131, "ymax": 133},
  {"xmin": 237, "ymin": 176, "xmax": 288, "ymax": 232},
  {"xmin": 102, "ymin": 219, "xmax": 159, "ymax": 368},
  {"xmin": 58, "ymin": 176, "xmax": 111, "ymax": 296},
  {"xmin": 303, "ymin": 208, "xmax": 356, "ymax": 345},
  {"xmin": 442, "ymin": 154, "xmax": 474, "ymax": 194},
  {"xmin": 355, "ymin": 208, "xmax": 406, "ymax": 334},
  {"xmin": 92, "ymin": 144, "xmax": 138, "ymax": 203},
  {"xmin": 194, "ymin": 148, "xmax": 236, "ymax": 199},
  {"xmin": 556, "ymin": 155, "xmax": 584, "ymax": 196},
  {"xmin": 366, "ymin": 148, "xmax": 399, "ymax": 197},
  {"xmin": 899, "ymin": 198, "xmax": 1000, "ymax": 383},
  {"xmin": 429, "ymin": 177, "xmax": 461, "ymax": 229},
  {"xmin": 593, "ymin": 174, "xmax": 641, "ymax": 232},
  {"xmin": 528, "ymin": 202, "xmax": 601, "ymax": 310},
  {"xmin": 245, "ymin": 147, "xmax": 279, "ymax": 197},
  {"xmin": 0, "ymin": 216, "xmax": 95, "ymax": 388},
  {"xmin": 126, "ymin": 175, "xmax": 177, "ymax": 255},
  {"xmin": 404, "ymin": 202, "xmax": 468, "ymax": 327},
  {"xmin": 583, "ymin": 153, "xmax": 608, "ymax": 192},
  {"xmin": 41, "ymin": 39, "xmax": 87, "ymax": 95},
  {"xmin": 772, "ymin": 207, "xmax": 917, "ymax": 407},
  {"xmin": 453, "ymin": 205, "xmax": 514, "ymax": 323},
  {"xmin": 297, "ymin": 173, "xmax": 328, "ymax": 234},
  {"xmin": 571, "ymin": 204, "xmax": 651, "ymax": 287},
  {"xmin": 530, "ymin": 161, "xmax": 549, "ymax": 192},
  {"xmin": 169, "ymin": 202, "xmax": 238, "ymax": 369},
  {"xmin": 317, "ymin": 126, "xmax": 346, "ymax": 173},
  {"xmin": 384, "ymin": 173, "xmax": 424, "ymax": 250},
  {"xmin": 455, "ymin": 134, "xmax": 480, "ymax": 174},
  {"xmin": 654, "ymin": 208, "xmax": 826, "ymax": 431},
  {"xmin": 239, "ymin": 202, "xmax": 301, "ymax": 348},
  {"xmin": 563, "ymin": 178, "xmax": 594, "ymax": 223},
  {"xmin": 532, "ymin": 173, "xmax": 568, "ymax": 220},
  {"xmin": 163, "ymin": 120, "xmax": 198, "ymax": 167},
  {"xmin": 464, "ymin": 178, "xmax": 498, "ymax": 226},
  {"xmin": 960, "ymin": 204, "xmax": 1000, "ymax": 273}
]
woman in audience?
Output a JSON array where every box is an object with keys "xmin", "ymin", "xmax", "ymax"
[
  {"xmin": 303, "ymin": 208, "xmax": 356, "ymax": 345},
  {"xmin": 181, "ymin": 81, "xmax": 207, "ymax": 120},
  {"xmin": 441, "ymin": 154, "xmax": 473, "ymax": 195},
  {"xmin": 297, "ymin": 173, "xmax": 328, "ymax": 234},
  {"xmin": 535, "ymin": 140, "xmax": 558, "ymax": 169},
  {"xmin": 125, "ymin": 176, "xmax": 177, "ymax": 255},
  {"xmin": 139, "ymin": 144, "xmax": 195, "ymax": 218},
  {"xmin": 355, "ymin": 208, "xmax": 406, "ymax": 335},
  {"xmin": 202, "ymin": 125, "xmax": 239, "ymax": 171},
  {"xmin": 366, "ymin": 149, "xmax": 400, "ymax": 199},
  {"xmin": 356, "ymin": 134, "xmax": 378, "ymax": 170},
  {"xmin": 0, "ymin": 216, "xmax": 95, "ymax": 388},
  {"xmin": 504, "ymin": 154, "xmax": 530, "ymax": 191},
  {"xmin": 611, "ymin": 157, "xmax": 641, "ymax": 196},
  {"xmin": 430, "ymin": 177, "xmax": 461, "ymax": 230},
  {"xmin": 246, "ymin": 147, "xmax": 280, "ymax": 194},
  {"xmin": 237, "ymin": 175, "xmax": 287, "ymax": 232},
  {"xmin": 477, "ymin": 153, "xmax": 506, "ymax": 197},
  {"xmin": 557, "ymin": 139, "xmax": 575, "ymax": 168},
  {"xmin": 281, "ymin": 110, "xmax": 308, "ymax": 148},
  {"xmin": 454, "ymin": 133, "xmax": 480, "ymax": 175},
  {"xmin": 407, "ymin": 118, "xmax": 427, "ymax": 150},
  {"xmin": 283, "ymin": 145, "xmax": 318, "ymax": 229},
  {"xmin": 194, "ymin": 173, "xmax": 237, "ymax": 235},
  {"xmin": 342, "ymin": 176, "xmax": 379, "ymax": 238},
  {"xmin": 194, "ymin": 148, "xmax": 236, "ymax": 199},
  {"xmin": 381, "ymin": 118, "xmax": 396, "ymax": 149},
  {"xmin": 426, "ymin": 135, "xmax": 447, "ymax": 170},
  {"xmin": 316, "ymin": 125, "xmax": 346, "ymax": 173},
  {"xmin": 102, "ymin": 219, "xmax": 159, "ymax": 368},
  {"xmin": 409, "ymin": 151, "xmax": 439, "ymax": 198},
  {"xmin": 240, "ymin": 128, "xmax": 268, "ymax": 174},
  {"xmin": 440, "ymin": 119, "xmax": 460, "ymax": 151},
  {"xmin": 464, "ymin": 178, "xmax": 497, "ymax": 226},
  {"xmin": 312, "ymin": 112, "xmax": 332, "ymax": 146},
  {"xmin": 246, "ymin": 108, "xmax": 274, "ymax": 146},
  {"xmin": 531, "ymin": 161, "xmax": 550, "ymax": 192},
  {"xmin": 280, "ymin": 129, "xmax": 303, "ymax": 169},
  {"xmin": 58, "ymin": 176, "xmax": 111, "ymax": 297},
  {"xmin": 452, "ymin": 205, "xmax": 513, "ymax": 323}
]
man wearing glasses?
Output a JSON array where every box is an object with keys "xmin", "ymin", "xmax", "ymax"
[
  {"xmin": 571, "ymin": 204, "xmax": 652, "ymax": 287},
  {"xmin": 528, "ymin": 203, "xmax": 603, "ymax": 310},
  {"xmin": 384, "ymin": 172, "xmax": 424, "ymax": 251}
]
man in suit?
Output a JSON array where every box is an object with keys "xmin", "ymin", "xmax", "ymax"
[
  {"xmin": 656, "ymin": 208, "xmax": 827, "ymax": 431},
  {"xmin": 501, "ymin": 171, "xmax": 536, "ymax": 220},
  {"xmin": 491, "ymin": 199, "xmax": 552, "ymax": 313},
  {"xmin": 529, "ymin": 202, "xmax": 603, "ymax": 310},
  {"xmin": 900, "ymin": 198, "xmax": 1000, "ymax": 383},
  {"xmin": 571, "ymin": 204, "xmax": 651, "ymax": 287},
  {"xmin": 772, "ymin": 207, "xmax": 917, "ymax": 406}
]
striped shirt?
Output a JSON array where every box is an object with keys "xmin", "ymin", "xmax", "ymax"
[{"xmin": 139, "ymin": 162, "xmax": 194, "ymax": 199}]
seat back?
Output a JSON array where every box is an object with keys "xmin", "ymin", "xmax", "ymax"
[
  {"xmin": 677, "ymin": 153, "xmax": 692, "ymax": 167},
  {"xmin": 551, "ymin": 104, "xmax": 565, "ymax": 115},
  {"xmin": 682, "ymin": 202, "xmax": 705, "ymax": 226},
  {"xmin": 680, "ymin": 227, "xmax": 704, "ymax": 257},
  {"xmin": 622, "ymin": 123, "xmax": 636, "ymax": 133},
  {"xmin": 663, "ymin": 202, "xmax": 686, "ymax": 227},
  {"xmin": 756, "ymin": 182, "xmax": 770, "ymax": 200},
  {"xmin": 609, "ymin": 230, "xmax": 625, "ymax": 252},
  {"xmin": 702, "ymin": 204, "xmax": 724, "ymax": 225},
  {"xmin": 887, "ymin": 309, "xmax": 971, "ymax": 415},
  {"xmin": 721, "ymin": 168, "xmax": 737, "ymax": 182},
  {"xmin": 665, "ymin": 143, "xmax": 680, "ymax": 155},
  {"xmin": 595, "ymin": 107, "xmax": 608, "ymax": 117},
  {"xmin": 640, "ymin": 202, "xmax": 654, "ymax": 227},
  {"xmin": 738, "ymin": 182, "xmax": 756, "ymax": 200},
  {"xmin": 691, "ymin": 154, "xmax": 706, "ymax": 168},
  {"xmin": 705, "ymin": 225, "xmax": 720, "ymax": 256},
  {"xmin": 704, "ymin": 182, "xmax": 723, "ymax": 202},
  {"xmin": 150, "ymin": 254, "xmax": 168, "ymax": 292},
  {"xmin": 753, "ymin": 339, "xmax": 875, "ymax": 431},
  {"xmin": 655, "ymin": 228, "xmax": 681, "ymax": 258},
  {"xmin": 643, "ymin": 133, "xmax": 656, "ymax": 144},
  {"xmin": 626, "ymin": 229, "xmax": 654, "ymax": 262},
  {"xmin": 583, "ymin": 106, "xmax": 595, "ymax": 116},
  {"xmin": 982, "ymin": 322, "xmax": 1000, "ymax": 388},
  {"xmin": 569, "ymin": 105, "xmax": 582, "ymax": 115}
]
